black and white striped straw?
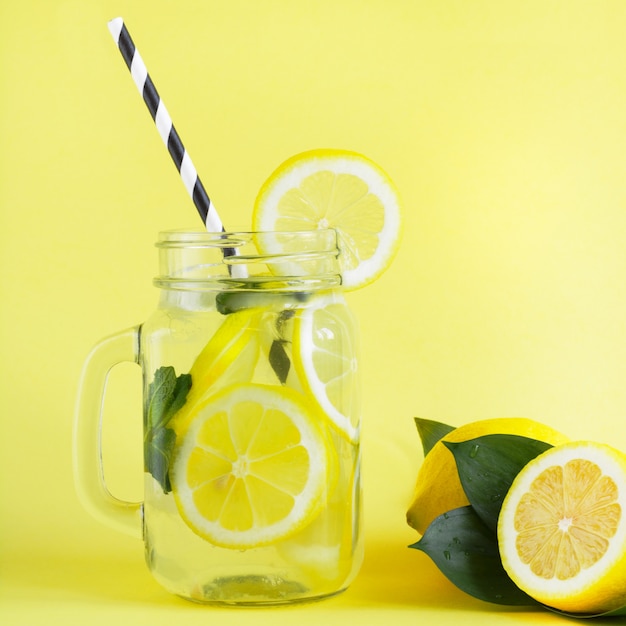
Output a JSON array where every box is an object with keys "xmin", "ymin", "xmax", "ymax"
[{"xmin": 107, "ymin": 17, "xmax": 224, "ymax": 235}]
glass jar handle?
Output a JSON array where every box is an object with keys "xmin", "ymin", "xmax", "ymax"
[{"xmin": 73, "ymin": 326, "xmax": 143, "ymax": 538}]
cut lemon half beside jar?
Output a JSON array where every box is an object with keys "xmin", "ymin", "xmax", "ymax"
[
  {"xmin": 252, "ymin": 149, "xmax": 402, "ymax": 290},
  {"xmin": 292, "ymin": 295, "xmax": 361, "ymax": 443},
  {"xmin": 171, "ymin": 383, "xmax": 330, "ymax": 549},
  {"xmin": 498, "ymin": 441, "xmax": 626, "ymax": 615}
]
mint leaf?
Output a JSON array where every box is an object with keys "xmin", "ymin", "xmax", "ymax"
[
  {"xmin": 410, "ymin": 506, "xmax": 538, "ymax": 606},
  {"xmin": 144, "ymin": 366, "xmax": 192, "ymax": 494},
  {"xmin": 269, "ymin": 340, "xmax": 290, "ymax": 384},
  {"xmin": 168, "ymin": 372, "xmax": 192, "ymax": 419},
  {"xmin": 414, "ymin": 417, "xmax": 455, "ymax": 457},
  {"xmin": 271, "ymin": 309, "xmax": 296, "ymax": 385},
  {"xmin": 215, "ymin": 291, "xmax": 310, "ymax": 315},
  {"xmin": 444, "ymin": 434, "xmax": 552, "ymax": 531},
  {"xmin": 145, "ymin": 366, "xmax": 176, "ymax": 431},
  {"xmin": 145, "ymin": 426, "xmax": 177, "ymax": 493}
]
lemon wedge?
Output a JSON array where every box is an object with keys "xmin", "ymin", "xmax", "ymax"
[
  {"xmin": 252, "ymin": 149, "xmax": 402, "ymax": 290},
  {"xmin": 498, "ymin": 441, "xmax": 626, "ymax": 614},
  {"xmin": 171, "ymin": 383, "xmax": 330, "ymax": 549}
]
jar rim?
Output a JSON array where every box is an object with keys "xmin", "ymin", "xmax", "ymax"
[
  {"xmin": 156, "ymin": 228, "xmax": 339, "ymax": 248},
  {"xmin": 154, "ymin": 228, "xmax": 342, "ymax": 292}
]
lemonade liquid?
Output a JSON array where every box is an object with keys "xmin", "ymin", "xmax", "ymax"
[{"xmin": 140, "ymin": 287, "xmax": 362, "ymax": 605}]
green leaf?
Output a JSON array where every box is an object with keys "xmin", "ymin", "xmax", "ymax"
[
  {"xmin": 144, "ymin": 427, "xmax": 176, "ymax": 494},
  {"xmin": 592, "ymin": 606, "xmax": 626, "ymax": 617},
  {"xmin": 410, "ymin": 506, "xmax": 538, "ymax": 606},
  {"xmin": 215, "ymin": 290, "xmax": 310, "ymax": 315},
  {"xmin": 414, "ymin": 417, "xmax": 455, "ymax": 457},
  {"xmin": 603, "ymin": 606, "xmax": 626, "ymax": 617},
  {"xmin": 546, "ymin": 604, "xmax": 626, "ymax": 619},
  {"xmin": 167, "ymin": 372, "xmax": 192, "ymax": 420},
  {"xmin": 269, "ymin": 340, "xmax": 291, "ymax": 384},
  {"xmin": 144, "ymin": 366, "xmax": 192, "ymax": 494},
  {"xmin": 444, "ymin": 434, "xmax": 552, "ymax": 531},
  {"xmin": 145, "ymin": 366, "xmax": 176, "ymax": 431}
]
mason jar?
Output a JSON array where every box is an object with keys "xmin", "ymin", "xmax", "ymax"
[{"xmin": 73, "ymin": 228, "xmax": 363, "ymax": 605}]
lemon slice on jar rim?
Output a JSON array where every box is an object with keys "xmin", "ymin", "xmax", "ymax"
[{"xmin": 252, "ymin": 149, "xmax": 402, "ymax": 290}]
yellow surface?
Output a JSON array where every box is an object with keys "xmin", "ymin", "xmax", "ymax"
[{"xmin": 2, "ymin": 1, "xmax": 626, "ymax": 623}]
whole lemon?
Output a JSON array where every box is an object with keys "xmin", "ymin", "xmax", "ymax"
[{"xmin": 406, "ymin": 417, "xmax": 569, "ymax": 535}]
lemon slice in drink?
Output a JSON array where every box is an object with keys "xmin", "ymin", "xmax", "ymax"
[
  {"xmin": 171, "ymin": 383, "xmax": 330, "ymax": 549},
  {"xmin": 171, "ymin": 308, "xmax": 265, "ymax": 434},
  {"xmin": 292, "ymin": 295, "xmax": 360, "ymax": 442},
  {"xmin": 498, "ymin": 441, "xmax": 626, "ymax": 614},
  {"xmin": 252, "ymin": 149, "xmax": 402, "ymax": 290},
  {"xmin": 189, "ymin": 308, "xmax": 264, "ymax": 388}
]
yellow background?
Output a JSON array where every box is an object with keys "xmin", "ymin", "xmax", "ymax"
[{"xmin": 2, "ymin": 1, "xmax": 626, "ymax": 624}]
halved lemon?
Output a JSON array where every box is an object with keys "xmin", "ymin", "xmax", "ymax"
[
  {"xmin": 252, "ymin": 149, "xmax": 402, "ymax": 290},
  {"xmin": 170, "ymin": 383, "xmax": 330, "ymax": 549},
  {"xmin": 498, "ymin": 441, "xmax": 626, "ymax": 614},
  {"xmin": 292, "ymin": 295, "xmax": 360, "ymax": 442}
]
